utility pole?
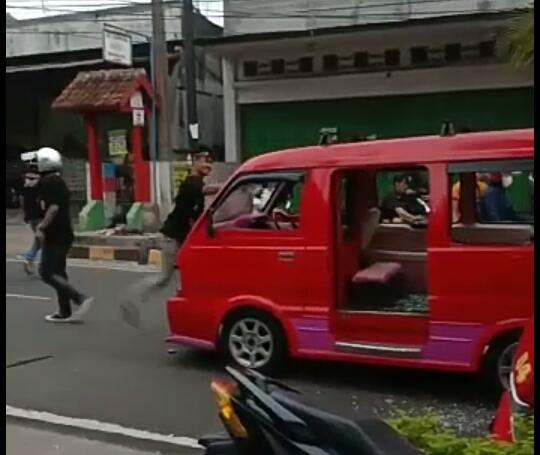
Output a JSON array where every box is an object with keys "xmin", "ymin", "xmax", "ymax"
[
  {"xmin": 151, "ymin": 0, "xmax": 172, "ymax": 160},
  {"xmin": 151, "ymin": 0, "xmax": 173, "ymax": 216},
  {"xmin": 182, "ymin": 0, "xmax": 199, "ymax": 151}
]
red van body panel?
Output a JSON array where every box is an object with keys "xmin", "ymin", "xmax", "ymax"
[{"xmin": 166, "ymin": 129, "xmax": 534, "ymax": 375}]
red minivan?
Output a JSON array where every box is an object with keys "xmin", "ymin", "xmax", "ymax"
[{"xmin": 167, "ymin": 129, "xmax": 534, "ymax": 389}]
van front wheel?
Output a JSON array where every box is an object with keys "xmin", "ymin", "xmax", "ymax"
[{"xmin": 220, "ymin": 310, "xmax": 286, "ymax": 374}]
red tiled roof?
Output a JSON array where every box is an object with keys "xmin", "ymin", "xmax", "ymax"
[{"xmin": 52, "ymin": 68, "xmax": 153, "ymax": 112}]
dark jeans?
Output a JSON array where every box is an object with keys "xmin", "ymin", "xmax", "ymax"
[{"xmin": 39, "ymin": 243, "xmax": 82, "ymax": 317}]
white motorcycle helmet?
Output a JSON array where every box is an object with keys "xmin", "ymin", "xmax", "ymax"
[{"xmin": 21, "ymin": 147, "xmax": 63, "ymax": 173}]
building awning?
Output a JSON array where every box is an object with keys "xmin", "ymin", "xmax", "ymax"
[
  {"xmin": 6, "ymin": 59, "xmax": 105, "ymax": 74},
  {"xmin": 52, "ymin": 68, "xmax": 155, "ymax": 112}
]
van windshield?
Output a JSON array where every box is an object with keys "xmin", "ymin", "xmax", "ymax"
[
  {"xmin": 213, "ymin": 182, "xmax": 279, "ymax": 223},
  {"xmin": 211, "ymin": 174, "xmax": 304, "ymax": 231}
]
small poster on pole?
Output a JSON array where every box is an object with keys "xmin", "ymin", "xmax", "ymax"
[
  {"xmin": 130, "ymin": 92, "xmax": 144, "ymax": 109},
  {"xmin": 108, "ymin": 130, "xmax": 128, "ymax": 157},
  {"xmin": 172, "ymin": 162, "xmax": 190, "ymax": 192},
  {"xmin": 132, "ymin": 109, "xmax": 145, "ymax": 127}
]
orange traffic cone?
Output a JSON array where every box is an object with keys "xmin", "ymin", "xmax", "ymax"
[{"xmin": 491, "ymin": 391, "xmax": 514, "ymax": 443}]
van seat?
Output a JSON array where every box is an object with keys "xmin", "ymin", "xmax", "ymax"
[{"xmin": 352, "ymin": 262, "xmax": 401, "ymax": 285}]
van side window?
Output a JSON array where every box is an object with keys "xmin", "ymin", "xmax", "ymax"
[
  {"xmin": 449, "ymin": 159, "xmax": 533, "ymax": 245},
  {"xmin": 212, "ymin": 173, "xmax": 304, "ymax": 231},
  {"xmin": 377, "ymin": 168, "xmax": 430, "ymax": 226}
]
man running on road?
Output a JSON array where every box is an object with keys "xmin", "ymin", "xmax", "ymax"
[
  {"xmin": 158, "ymin": 149, "xmax": 219, "ymax": 286},
  {"xmin": 121, "ymin": 149, "xmax": 219, "ymax": 327},
  {"xmin": 22, "ymin": 147, "xmax": 93, "ymax": 323}
]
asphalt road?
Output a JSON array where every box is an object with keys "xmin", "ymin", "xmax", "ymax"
[
  {"xmin": 6, "ymin": 257, "xmax": 499, "ymax": 451},
  {"xmin": 7, "ymin": 422, "xmax": 168, "ymax": 455}
]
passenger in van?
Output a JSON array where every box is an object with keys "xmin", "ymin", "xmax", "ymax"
[
  {"xmin": 381, "ymin": 174, "xmax": 426, "ymax": 224},
  {"xmin": 451, "ymin": 173, "xmax": 489, "ymax": 223},
  {"xmin": 479, "ymin": 173, "xmax": 519, "ymax": 222}
]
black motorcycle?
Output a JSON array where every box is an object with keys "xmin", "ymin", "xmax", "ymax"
[{"xmin": 199, "ymin": 367, "xmax": 423, "ymax": 455}]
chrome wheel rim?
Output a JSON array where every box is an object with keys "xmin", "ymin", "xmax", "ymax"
[
  {"xmin": 228, "ymin": 318, "xmax": 274, "ymax": 369},
  {"xmin": 497, "ymin": 342, "xmax": 518, "ymax": 390}
]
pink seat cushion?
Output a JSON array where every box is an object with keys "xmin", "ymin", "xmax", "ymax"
[{"xmin": 352, "ymin": 262, "xmax": 402, "ymax": 285}]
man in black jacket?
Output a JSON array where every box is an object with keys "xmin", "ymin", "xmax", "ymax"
[
  {"xmin": 120, "ymin": 150, "xmax": 219, "ymax": 327},
  {"xmin": 158, "ymin": 150, "xmax": 219, "ymax": 286},
  {"xmin": 22, "ymin": 147, "xmax": 93, "ymax": 323}
]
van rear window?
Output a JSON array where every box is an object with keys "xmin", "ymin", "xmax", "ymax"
[{"xmin": 449, "ymin": 159, "xmax": 533, "ymax": 245}]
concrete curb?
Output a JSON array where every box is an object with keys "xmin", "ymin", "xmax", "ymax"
[
  {"xmin": 147, "ymin": 249, "xmax": 162, "ymax": 268},
  {"xmin": 69, "ymin": 245, "xmax": 147, "ymax": 265},
  {"xmin": 68, "ymin": 232, "xmax": 165, "ymax": 266}
]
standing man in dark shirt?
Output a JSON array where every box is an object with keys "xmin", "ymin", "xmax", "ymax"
[
  {"xmin": 20, "ymin": 166, "xmax": 43, "ymax": 275},
  {"xmin": 22, "ymin": 147, "xmax": 93, "ymax": 323},
  {"xmin": 121, "ymin": 150, "xmax": 219, "ymax": 328},
  {"xmin": 158, "ymin": 150, "xmax": 219, "ymax": 287}
]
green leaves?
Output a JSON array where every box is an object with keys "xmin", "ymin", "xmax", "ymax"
[
  {"xmin": 389, "ymin": 413, "xmax": 534, "ymax": 455},
  {"xmin": 507, "ymin": 10, "xmax": 534, "ymax": 67}
]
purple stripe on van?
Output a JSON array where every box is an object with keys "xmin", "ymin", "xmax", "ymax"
[
  {"xmin": 166, "ymin": 335, "xmax": 215, "ymax": 351},
  {"xmin": 291, "ymin": 318, "xmax": 334, "ymax": 351},
  {"xmin": 422, "ymin": 323, "xmax": 485, "ymax": 365}
]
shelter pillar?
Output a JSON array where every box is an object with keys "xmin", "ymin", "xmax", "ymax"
[
  {"xmin": 78, "ymin": 113, "xmax": 105, "ymax": 231},
  {"xmin": 132, "ymin": 125, "xmax": 150, "ymax": 202},
  {"xmin": 85, "ymin": 113, "xmax": 103, "ymax": 200}
]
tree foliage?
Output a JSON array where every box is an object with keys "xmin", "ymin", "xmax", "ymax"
[{"xmin": 508, "ymin": 10, "xmax": 534, "ymax": 67}]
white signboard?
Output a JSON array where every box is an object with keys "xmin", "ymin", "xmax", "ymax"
[
  {"xmin": 188, "ymin": 123, "xmax": 199, "ymax": 140},
  {"xmin": 132, "ymin": 109, "xmax": 145, "ymax": 127},
  {"xmin": 130, "ymin": 92, "xmax": 144, "ymax": 109},
  {"xmin": 103, "ymin": 28, "xmax": 132, "ymax": 67}
]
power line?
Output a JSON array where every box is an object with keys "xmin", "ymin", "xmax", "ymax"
[
  {"xmin": 6, "ymin": 8, "xmax": 522, "ymax": 19},
  {"xmin": 6, "ymin": 0, "xmax": 522, "ymax": 13}
]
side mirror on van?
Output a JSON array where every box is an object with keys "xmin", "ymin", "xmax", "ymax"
[{"xmin": 207, "ymin": 209, "xmax": 216, "ymax": 238}]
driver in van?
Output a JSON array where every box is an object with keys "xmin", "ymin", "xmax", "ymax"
[{"xmin": 381, "ymin": 174, "xmax": 426, "ymax": 224}]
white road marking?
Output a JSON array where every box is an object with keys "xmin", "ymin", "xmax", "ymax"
[
  {"xmin": 6, "ymin": 405, "xmax": 202, "ymax": 450},
  {"xmin": 6, "ymin": 258, "xmax": 158, "ymax": 273},
  {"xmin": 6, "ymin": 293, "xmax": 51, "ymax": 301}
]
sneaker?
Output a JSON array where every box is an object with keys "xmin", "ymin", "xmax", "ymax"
[
  {"xmin": 23, "ymin": 261, "xmax": 34, "ymax": 276},
  {"xmin": 45, "ymin": 314, "xmax": 78, "ymax": 323},
  {"xmin": 72, "ymin": 295, "xmax": 94, "ymax": 320}
]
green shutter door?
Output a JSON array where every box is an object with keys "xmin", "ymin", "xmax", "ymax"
[{"xmin": 241, "ymin": 87, "xmax": 533, "ymax": 160}]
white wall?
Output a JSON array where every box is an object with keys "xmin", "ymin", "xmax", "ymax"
[
  {"xmin": 224, "ymin": 0, "xmax": 531, "ymax": 35},
  {"xmin": 236, "ymin": 63, "xmax": 533, "ymax": 104},
  {"xmin": 6, "ymin": 5, "xmax": 182, "ymax": 58}
]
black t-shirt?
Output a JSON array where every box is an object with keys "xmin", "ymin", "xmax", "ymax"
[
  {"xmin": 381, "ymin": 191, "xmax": 425, "ymax": 221},
  {"xmin": 39, "ymin": 174, "xmax": 74, "ymax": 246},
  {"xmin": 161, "ymin": 175, "xmax": 205, "ymax": 242}
]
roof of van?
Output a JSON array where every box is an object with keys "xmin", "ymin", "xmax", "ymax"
[{"xmin": 241, "ymin": 129, "xmax": 533, "ymax": 172}]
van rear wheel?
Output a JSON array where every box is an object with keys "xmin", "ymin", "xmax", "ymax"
[{"xmin": 220, "ymin": 310, "xmax": 286, "ymax": 374}]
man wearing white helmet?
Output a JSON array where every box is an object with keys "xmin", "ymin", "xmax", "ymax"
[{"xmin": 21, "ymin": 147, "xmax": 93, "ymax": 323}]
